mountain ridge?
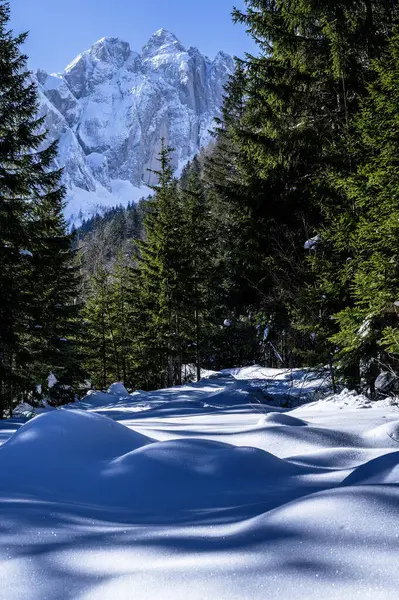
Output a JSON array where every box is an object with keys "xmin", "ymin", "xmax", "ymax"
[{"xmin": 33, "ymin": 30, "xmax": 234, "ymax": 222}]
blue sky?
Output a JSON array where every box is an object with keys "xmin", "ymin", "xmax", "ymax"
[{"xmin": 10, "ymin": 0, "xmax": 256, "ymax": 73}]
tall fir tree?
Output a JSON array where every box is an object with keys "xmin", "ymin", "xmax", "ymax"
[
  {"xmin": 330, "ymin": 26, "xmax": 399, "ymax": 393},
  {"xmin": 207, "ymin": 0, "xmax": 399, "ymax": 375},
  {"xmin": 136, "ymin": 141, "xmax": 188, "ymax": 388},
  {"xmin": 179, "ymin": 158, "xmax": 222, "ymax": 379},
  {"xmin": 0, "ymin": 1, "xmax": 81, "ymax": 414},
  {"xmin": 82, "ymin": 265, "xmax": 117, "ymax": 389}
]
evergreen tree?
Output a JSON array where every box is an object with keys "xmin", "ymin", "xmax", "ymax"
[
  {"xmin": 207, "ymin": 0, "xmax": 398, "ymax": 374},
  {"xmin": 82, "ymin": 266, "xmax": 116, "ymax": 389},
  {"xmin": 179, "ymin": 158, "xmax": 221, "ymax": 379},
  {"xmin": 136, "ymin": 141, "xmax": 187, "ymax": 388},
  {"xmin": 331, "ymin": 27, "xmax": 399, "ymax": 392},
  {"xmin": 23, "ymin": 191, "xmax": 83, "ymax": 403},
  {"xmin": 107, "ymin": 252, "xmax": 139, "ymax": 386},
  {"xmin": 0, "ymin": 1, "xmax": 82, "ymax": 414}
]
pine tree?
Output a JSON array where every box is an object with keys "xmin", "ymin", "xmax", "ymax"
[
  {"xmin": 205, "ymin": 63, "xmax": 265, "ymax": 366},
  {"xmin": 136, "ymin": 141, "xmax": 187, "ymax": 388},
  {"xmin": 23, "ymin": 192, "xmax": 83, "ymax": 403},
  {"xmin": 331, "ymin": 27, "xmax": 399, "ymax": 393},
  {"xmin": 207, "ymin": 0, "xmax": 399, "ymax": 374},
  {"xmin": 107, "ymin": 252, "xmax": 138, "ymax": 386},
  {"xmin": 179, "ymin": 158, "xmax": 221, "ymax": 379},
  {"xmin": 82, "ymin": 266, "xmax": 116, "ymax": 389},
  {"xmin": 0, "ymin": 1, "xmax": 82, "ymax": 414}
]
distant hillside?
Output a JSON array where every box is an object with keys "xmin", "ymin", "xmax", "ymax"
[{"xmin": 75, "ymin": 196, "xmax": 152, "ymax": 274}]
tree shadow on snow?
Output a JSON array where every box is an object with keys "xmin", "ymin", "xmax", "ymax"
[{"xmin": 1, "ymin": 486, "xmax": 399, "ymax": 599}]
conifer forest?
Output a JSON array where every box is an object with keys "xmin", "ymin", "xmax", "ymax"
[
  {"xmin": 2, "ymin": 0, "xmax": 399, "ymax": 415},
  {"xmin": 3, "ymin": 3, "xmax": 399, "ymax": 598}
]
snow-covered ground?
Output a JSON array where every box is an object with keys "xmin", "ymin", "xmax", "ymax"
[{"xmin": 0, "ymin": 367, "xmax": 398, "ymax": 599}]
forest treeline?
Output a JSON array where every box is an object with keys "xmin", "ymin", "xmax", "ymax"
[{"xmin": 2, "ymin": 0, "xmax": 399, "ymax": 415}]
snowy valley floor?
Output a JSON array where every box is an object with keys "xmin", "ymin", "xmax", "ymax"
[{"xmin": 0, "ymin": 367, "xmax": 399, "ymax": 599}]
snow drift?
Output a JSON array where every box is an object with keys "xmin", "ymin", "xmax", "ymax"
[{"xmin": 0, "ymin": 366, "xmax": 398, "ymax": 599}]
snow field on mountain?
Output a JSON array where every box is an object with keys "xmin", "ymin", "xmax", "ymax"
[
  {"xmin": 0, "ymin": 367, "xmax": 398, "ymax": 599},
  {"xmin": 34, "ymin": 30, "xmax": 234, "ymax": 221}
]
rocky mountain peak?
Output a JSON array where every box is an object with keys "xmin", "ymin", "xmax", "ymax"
[
  {"xmin": 89, "ymin": 37, "xmax": 132, "ymax": 66},
  {"xmin": 214, "ymin": 50, "xmax": 235, "ymax": 65},
  {"xmin": 35, "ymin": 68, "xmax": 49, "ymax": 86},
  {"xmin": 142, "ymin": 29, "xmax": 185, "ymax": 59},
  {"xmin": 35, "ymin": 31, "xmax": 234, "ymax": 222},
  {"xmin": 64, "ymin": 36, "xmax": 132, "ymax": 76}
]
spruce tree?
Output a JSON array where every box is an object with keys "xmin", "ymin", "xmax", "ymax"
[
  {"xmin": 331, "ymin": 26, "xmax": 399, "ymax": 392},
  {"xmin": 136, "ymin": 141, "xmax": 187, "ymax": 388},
  {"xmin": 179, "ymin": 158, "xmax": 221, "ymax": 379},
  {"xmin": 207, "ymin": 0, "xmax": 399, "ymax": 373},
  {"xmin": 0, "ymin": 1, "xmax": 81, "ymax": 414},
  {"xmin": 82, "ymin": 266, "xmax": 116, "ymax": 389}
]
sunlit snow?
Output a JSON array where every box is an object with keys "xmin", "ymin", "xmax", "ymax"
[{"xmin": 0, "ymin": 367, "xmax": 398, "ymax": 599}]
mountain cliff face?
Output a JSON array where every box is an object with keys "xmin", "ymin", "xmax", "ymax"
[{"xmin": 33, "ymin": 30, "xmax": 234, "ymax": 221}]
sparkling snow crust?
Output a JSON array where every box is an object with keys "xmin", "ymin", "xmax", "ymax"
[{"xmin": 1, "ymin": 367, "xmax": 398, "ymax": 599}]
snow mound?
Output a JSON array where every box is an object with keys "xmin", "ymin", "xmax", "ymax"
[
  {"xmin": 13, "ymin": 402, "xmax": 35, "ymax": 414},
  {"xmin": 267, "ymin": 483, "xmax": 399, "ymax": 527},
  {"xmin": 262, "ymin": 484, "xmax": 399, "ymax": 595},
  {"xmin": 258, "ymin": 413, "xmax": 308, "ymax": 427},
  {"xmin": 143, "ymin": 399, "xmax": 210, "ymax": 415},
  {"xmin": 0, "ymin": 411, "xmax": 301, "ymax": 512},
  {"xmin": 102, "ymin": 439, "xmax": 302, "ymax": 511},
  {"xmin": 343, "ymin": 451, "xmax": 399, "ymax": 485},
  {"xmin": 77, "ymin": 387, "xmax": 146, "ymax": 408},
  {"xmin": 0, "ymin": 410, "xmax": 152, "ymax": 504},
  {"xmin": 0, "ymin": 410, "xmax": 150, "ymax": 462},
  {"xmin": 286, "ymin": 447, "xmax": 391, "ymax": 471},
  {"xmin": 203, "ymin": 371, "xmax": 234, "ymax": 380},
  {"xmin": 107, "ymin": 383, "xmax": 130, "ymax": 397},
  {"xmin": 206, "ymin": 382, "xmax": 264, "ymax": 406},
  {"xmin": 77, "ymin": 389, "xmax": 119, "ymax": 407},
  {"xmin": 364, "ymin": 420, "xmax": 399, "ymax": 444},
  {"xmin": 320, "ymin": 388, "xmax": 372, "ymax": 408}
]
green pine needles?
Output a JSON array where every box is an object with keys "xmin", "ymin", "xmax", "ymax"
[
  {"xmin": 0, "ymin": 1, "xmax": 82, "ymax": 415},
  {"xmin": 205, "ymin": 0, "xmax": 399, "ymax": 392},
  {"xmin": 6, "ymin": 0, "xmax": 399, "ymax": 402}
]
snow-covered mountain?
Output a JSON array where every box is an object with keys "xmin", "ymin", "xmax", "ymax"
[{"xmin": 33, "ymin": 30, "xmax": 234, "ymax": 221}]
